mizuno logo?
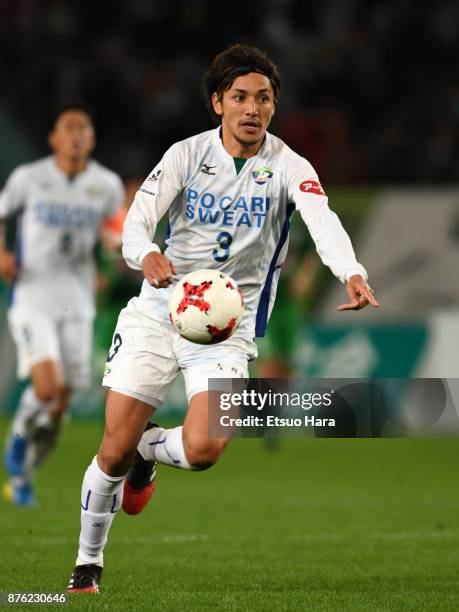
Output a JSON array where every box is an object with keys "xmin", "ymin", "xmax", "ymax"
[
  {"xmin": 201, "ymin": 163, "xmax": 217, "ymax": 175},
  {"xmin": 148, "ymin": 169, "xmax": 162, "ymax": 182}
]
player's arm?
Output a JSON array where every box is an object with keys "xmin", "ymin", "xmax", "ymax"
[
  {"xmin": 289, "ymin": 165, "xmax": 379, "ymax": 311},
  {"xmin": 122, "ymin": 146, "xmax": 182, "ymax": 288},
  {"xmin": 0, "ymin": 166, "xmax": 27, "ymax": 283},
  {"xmin": 99, "ymin": 174, "xmax": 127, "ymax": 252},
  {"xmin": 0, "ymin": 221, "xmax": 18, "ymax": 282}
]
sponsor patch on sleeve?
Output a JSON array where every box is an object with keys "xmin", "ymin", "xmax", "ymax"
[{"xmin": 299, "ymin": 180, "xmax": 326, "ymax": 196}]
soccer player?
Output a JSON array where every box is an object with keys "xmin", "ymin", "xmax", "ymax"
[
  {"xmin": 0, "ymin": 104, "xmax": 124, "ymax": 506},
  {"xmin": 67, "ymin": 45, "xmax": 379, "ymax": 592}
]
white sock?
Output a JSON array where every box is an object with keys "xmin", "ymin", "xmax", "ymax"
[
  {"xmin": 76, "ymin": 456, "xmax": 125, "ymax": 567},
  {"xmin": 137, "ymin": 426, "xmax": 195, "ymax": 470},
  {"xmin": 11, "ymin": 386, "xmax": 50, "ymax": 437}
]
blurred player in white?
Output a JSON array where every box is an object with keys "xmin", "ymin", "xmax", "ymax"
[
  {"xmin": 67, "ymin": 45, "xmax": 379, "ymax": 592},
  {"xmin": 0, "ymin": 104, "xmax": 124, "ymax": 506}
]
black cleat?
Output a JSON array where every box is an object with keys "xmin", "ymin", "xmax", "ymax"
[
  {"xmin": 68, "ymin": 564, "xmax": 102, "ymax": 593},
  {"xmin": 122, "ymin": 422, "xmax": 158, "ymax": 515}
]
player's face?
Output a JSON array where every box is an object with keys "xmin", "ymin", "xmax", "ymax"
[
  {"xmin": 212, "ymin": 72, "xmax": 275, "ymax": 155},
  {"xmin": 48, "ymin": 110, "xmax": 95, "ymax": 160}
]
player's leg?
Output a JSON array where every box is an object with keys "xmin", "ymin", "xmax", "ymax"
[
  {"xmin": 30, "ymin": 315, "xmax": 93, "ymax": 475},
  {"xmin": 123, "ymin": 340, "xmax": 253, "ymax": 514},
  {"xmin": 23, "ymin": 361, "xmax": 70, "ymax": 476},
  {"xmin": 4, "ymin": 311, "xmax": 68, "ymax": 505},
  {"xmin": 184, "ymin": 391, "xmax": 232, "ymax": 466},
  {"xmin": 122, "ymin": 390, "xmax": 232, "ymax": 515},
  {"xmin": 69, "ymin": 390, "xmax": 153, "ymax": 592},
  {"xmin": 136, "ymin": 337, "xmax": 252, "ymax": 470},
  {"xmin": 4, "ymin": 359, "xmax": 69, "ymax": 505},
  {"xmin": 28, "ymin": 316, "xmax": 95, "ymax": 497},
  {"xmin": 69, "ymin": 298, "xmax": 179, "ymax": 590},
  {"xmin": 136, "ymin": 390, "xmax": 230, "ymax": 470}
]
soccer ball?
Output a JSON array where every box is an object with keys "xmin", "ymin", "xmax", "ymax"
[{"xmin": 169, "ymin": 269, "xmax": 244, "ymax": 344}]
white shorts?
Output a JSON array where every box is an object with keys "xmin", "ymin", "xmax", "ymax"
[
  {"xmin": 8, "ymin": 308, "xmax": 93, "ymax": 389},
  {"xmin": 102, "ymin": 297, "xmax": 257, "ymax": 407}
]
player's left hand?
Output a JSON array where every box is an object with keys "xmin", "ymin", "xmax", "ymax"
[{"xmin": 337, "ymin": 274, "xmax": 380, "ymax": 311}]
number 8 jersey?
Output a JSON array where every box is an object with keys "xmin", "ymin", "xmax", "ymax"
[
  {"xmin": 0, "ymin": 157, "xmax": 124, "ymax": 319},
  {"xmin": 123, "ymin": 127, "xmax": 367, "ymax": 338}
]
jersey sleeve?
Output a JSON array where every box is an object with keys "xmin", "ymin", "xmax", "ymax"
[
  {"xmin": 287, "ymin": 158, "xmax": 367, "ymax": 283},
  {"xmin": 0, "ymin": 166, "xmax": 28, "ymax": 219},
  {"xmin": 122, "ymin": 143, "xmax": 183, "ymax": 270}
]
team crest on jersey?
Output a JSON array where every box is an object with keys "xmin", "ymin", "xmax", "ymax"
[
  {"xmin": 86, "ymin": 185, "xmax": 104, "ymax": 198},
  {"xmin": 299, "ymin": 180, "xmax": 326, "ymax": 196},
  {"xmin": 252, "ymin": 167, "xmax": 273, "ymax": 185}
]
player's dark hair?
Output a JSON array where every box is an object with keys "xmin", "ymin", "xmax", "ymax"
[
  {"xmin": 204, "ymin": 44, "xmax": 280, "ymax": 121},
  {"xmin": 48, "ymin": 101, "xmax": 96, "ymax": 131}
]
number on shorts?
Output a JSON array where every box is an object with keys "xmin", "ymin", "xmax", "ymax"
[
  {"xmin": 107, "ymin": 333, "xmax": 122, "ymax": 362},
  {"xmin": 212, "ymin": 231, "xmax": 232, "ymax": 262}
]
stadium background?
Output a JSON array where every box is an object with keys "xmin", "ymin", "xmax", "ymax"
[{"xmin": 0, "ymin": 2, "xmax": 458, "ymax": 609}]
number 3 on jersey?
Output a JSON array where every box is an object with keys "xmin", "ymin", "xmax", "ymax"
[{"xmin": 213, "ymin": 231, "xmax": 232, "ymax": 262}]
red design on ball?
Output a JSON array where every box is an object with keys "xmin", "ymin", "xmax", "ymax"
[
  {"xmin": 177, "ymin": 281, "xmax": 213, "ymax": 314},
  {"xmin": 207, "ymin": 318, "xmax": 236, "ymax": 343}
]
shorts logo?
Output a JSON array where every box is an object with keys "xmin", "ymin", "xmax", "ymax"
[
  {"xmin": 252, "ymin": 167, "xmax": 273, "ymax": 184},
  {"xmin": 215, "ymin": 363, "xmax": 240, "ymax": 375},
  {"xmin": 299, "ymin": 180, "xmax": 326, "ymax": 196}
]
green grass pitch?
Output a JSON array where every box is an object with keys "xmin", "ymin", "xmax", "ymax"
[{"xmin": 0, "ymin": 420, "xmax": 458, "ymax": 611}]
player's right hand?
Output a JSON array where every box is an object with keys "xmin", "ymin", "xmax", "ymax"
[
  {"xmin": 0, "ymin": 250, "xmax": 18, "ymax": 283},
  {"xmin": 142, "ymin": 252, "xmax": 176, "ymax": 288}
]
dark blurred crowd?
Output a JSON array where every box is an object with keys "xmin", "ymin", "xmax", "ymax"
[{"xmin": 0, "ymin": 0, "xmax": 458, "ymax": 184}]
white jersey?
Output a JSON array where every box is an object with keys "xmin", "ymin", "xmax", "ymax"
[
  {"xmin": 123, "ymin": 127, "xmax": 367, "ymax": 338},
  {"xmin": 0, "ymin": 156, "xmax": 124, "ymax": 319}
]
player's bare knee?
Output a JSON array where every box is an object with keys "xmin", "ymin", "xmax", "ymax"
[
  {"xmin": 34, "ymin": 382, "xmax": 58, "ymax": 403},
  {"xmin": 184, "ymin": 439, "xmax": 226, "ymax": 470},
  {"xmin": 98, "ymin": 451, "xmax": 132, "ymax": 476},
  {"xmin": 98, "ymin": 442, "xmax": 136, "ymax": 476}
]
